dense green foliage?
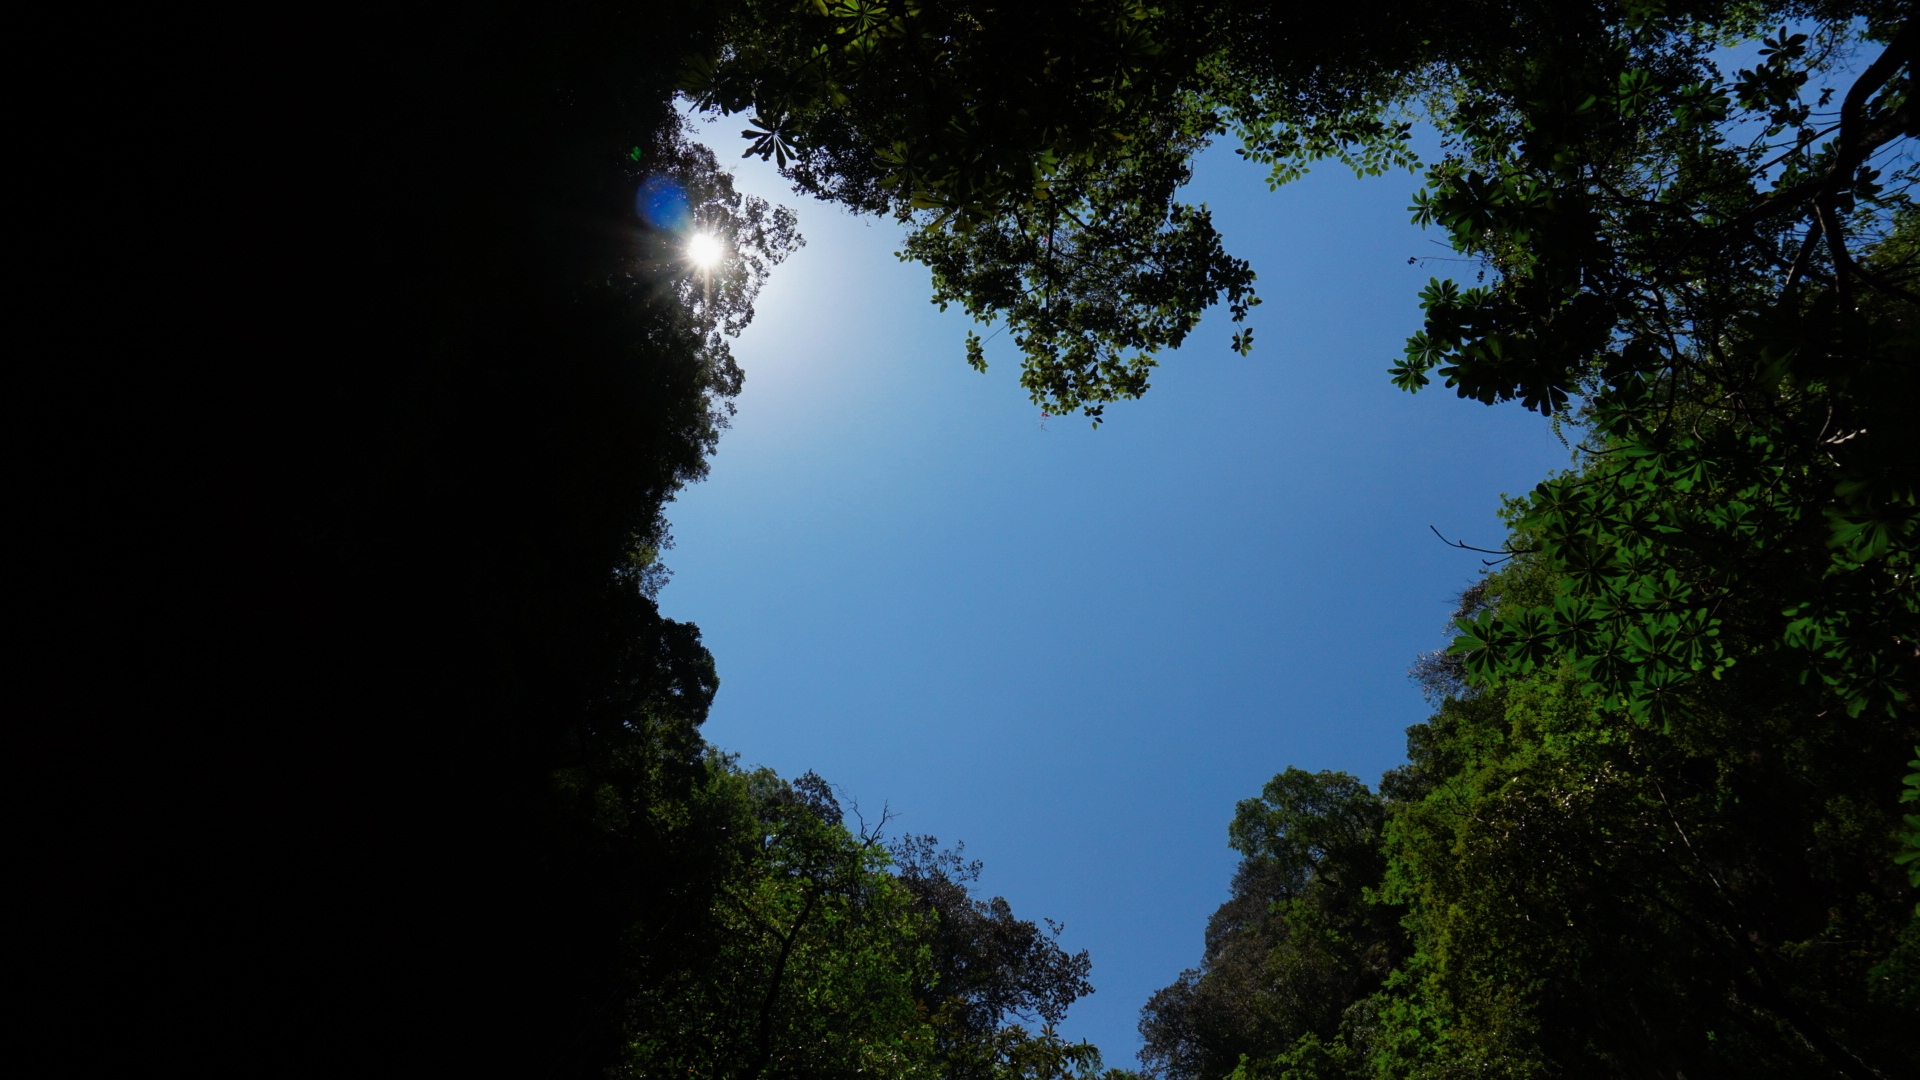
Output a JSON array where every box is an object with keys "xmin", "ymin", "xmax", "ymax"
[
  {"xmin": 565, "ymin": 733, "xmax": 1116, "ymax": 1080},
  {"xmin": 1143, "ymin": 561, "xmax": 1914, "ymax": 1078},
  {"xmin": 1398, "ymin": 14, "xmax": 1919, "ymax": 727},
  {"xmin": 554, "ymin": 633, "xmax": 1122, "ymax": 1080},
  {"xmin": 1139, "ymin": 770, "xmax": 1404, "ymax": 1080}
]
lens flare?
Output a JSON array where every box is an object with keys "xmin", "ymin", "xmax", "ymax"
[
  {"xmin": 636, "ymin": 176, "xmax": 691, "ymax": 231},
  {"xmin": 686, "ymin": 232, "xmax": 724, "ymax": 270}
]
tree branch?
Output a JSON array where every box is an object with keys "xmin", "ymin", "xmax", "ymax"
[
  {"xmin": 1719, "ymin": 20, "xmax": 1914, "ymax": 235},
  {"xmin": 1430, "ymin": 525, "xmax": 1528, "ymax": 563},
  {"xmin": 742, "ymin": 888, "xmax": 822, "ymax": 1080}
]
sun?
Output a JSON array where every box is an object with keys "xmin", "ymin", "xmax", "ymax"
[{"xmin": 686, "ymin": 231, "xmax": 725, "ymax": 270}]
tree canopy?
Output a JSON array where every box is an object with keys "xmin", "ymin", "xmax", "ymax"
[
  {"xmin": 1140, "ymin": 562, "xmax": 1915, "ymax": 1079},
  {"xmin": 685, "ymin": 0, "xmax": 1918, "ymax": 726},
  {"xmin": 682, "ymin": 2, "xmax": 1918, "ymax": 1076},
  {"xmin": 28, "ymin": 0, "xmax": 1912, "ymax": 1076}
]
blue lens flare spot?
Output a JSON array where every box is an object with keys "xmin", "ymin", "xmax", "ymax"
[{"xmin": 637, "ymin": 176, "xmax": 692, "ymax": 231}]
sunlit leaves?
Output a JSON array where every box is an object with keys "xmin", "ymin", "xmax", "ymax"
[{"xmin": 1383, "ymin": 11, "xmax": 1920, "ymax": 726}]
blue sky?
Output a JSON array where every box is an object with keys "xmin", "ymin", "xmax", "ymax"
[{"xmin": 662, "ymin": 113, "xmax": 1569, "ymax": 1062}]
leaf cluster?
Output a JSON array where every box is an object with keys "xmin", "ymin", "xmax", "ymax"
[
  {"xmin": 1139, "ymin": 770, "xmax": 1407, "ymax": 1080},
  {"xmin": 1148, "ymin": 574, "xmax": 1917, "ymax": 1079}
]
